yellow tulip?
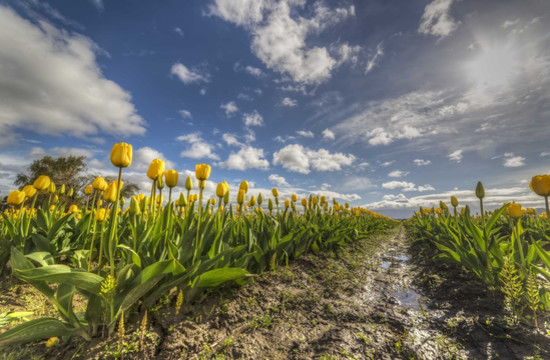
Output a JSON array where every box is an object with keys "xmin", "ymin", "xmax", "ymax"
[
  {"xmin": 216, "ymin": 182, "xmax": 229, "ymax": 197},
  {"xmin": 195, "ymin": 163, "xmax": 211, "ymax": 181},
  {"xmin": 45, "ymin": 337, "xmax": 59, "ymax": 348},
  {"xmin": 96, "ymin": 208, "xmax": 107, "ymax": 222},
  {"xmin": 239, "ymin": 180, "xmax": 249, "ymax": 193},
  {"xmin": 85, "ymin": 185, "xmax": 92, "ymax": 196},
  {"xmin": 284, "ymin": 200, "xmax": 290, "ymax": 208},
  {"xmin": 48, "ymin": 182, "xmax": 56, "ymax": 194},
  {"xmin": 237, "ymin": 189, "xmax": 246, "ymax": 204},
  {"xmin": 272, "ymin": 188, "xmax": 279, "ymax": 197},
  {"xmin": 291, "ymin": 194, "xmax": 297, "ymax": 202},
  {"xmin": 530, "ymin": 175, "xmax": 550, "ymax": 196},
  {"xmin": 92, "ymin": 177, "xmax": 107, "ymax": 191},
  {"xmin": 59, "ymin": 184, "xmax": 65, "ymax": 195},
  {"xmin": 185, "ymin": 176, "xmax": 193, "ymax": 191},
  {"xmin": 7, "ymin": 190, "xmax": 25, "ymax": 205},
  {"xmin": 301, "ymin": 198, "xmax": 307, "ymax": 207},
  {"xmin": 249, "ymin": 195, "xmax": 256, "ymax": 207},
  {"xmin": 156, "ymin": 175, "xmax": 165, "ymax": 190},
  {"xmin": 22, "ymin": 185, "xmax": 37, "ymax": 198},
  {"xmin": 165, "ymin": 169, "xmax": 179, "ymax": 188},
  {"xmin": 68, "ymin": 205, "xmax": 79, "ymax": 213},
  {"xmin": 505, "ymin": 203, "xmax": 522, "ymax": 219},
  {"xmin": 450, "ymin": 196, "xmax": 458, "ymax": 207},
  {"xmin": 33, "ymin": 175, "xmax": 51, "ymax": 190},
  {"xmin": 110, "ymin": 142, "xmax": 133, "ymax": 168},
  {"xmin": 147, "ymin": 159, "xmax": 165, "ymax": 180},
  {"xmin": 104, "ymin": 181, "xmax": 123, "ymax": 203}
]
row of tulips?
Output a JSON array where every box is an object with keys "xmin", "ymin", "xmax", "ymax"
[
  {"xmin": 406, "ymin": 179, "xmax": 550, "ymax": 328},
  {"xmin": 0, "ymin": 142, "xmax": 396, "ymax": 347}
]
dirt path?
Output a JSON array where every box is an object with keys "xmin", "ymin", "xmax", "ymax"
[{"xmin": 3, "ymin": 225, "xmax": 548, "ymax": 359}]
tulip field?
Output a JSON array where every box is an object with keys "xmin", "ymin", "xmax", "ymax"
[{"xmin": 0, "ymin": 142, "xmax": 397, "ymax": 350}]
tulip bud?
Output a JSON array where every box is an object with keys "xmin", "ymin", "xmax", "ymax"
[
  {"xmin": 450, "ymin": 196, "xmax": 458, "ymax": 208},
  {"xmin": 223, "ymin": 191, "xmax": 230, "ymax": 205},
  {"xmin": 96, "ymin": 208, "xmax": 107, "ymax": 222},
  {"xmin": 178, "ymin": 192, "xmax": 187, "ymax": 207},
  {"xmin": 475, "ymin": 181, "xmax": 485, "ymax": 200},
  {"xmin": 165, "ymin": 169, "xmax": 179, "ymax": 188},
  {"xmin": 92, "ymin": 177, "xmax": 106, "ymax": 190},
  {"xmin": 157, "ymin": 175, "xmax": 165, "ymax": 190},
  {"xmin": 67, "ymin": 187, "xmax": 74, "ymax": 197},
  {"xmin": 130, "ymin": 196, "xmax": 141, "ymax": 214},
  {"xmin": 312, "ymin": 197, "xmax": 319, "ymax": 206},
  {"xmin": 52, "ymin": 195, "xmax": 59, "ymax": 204},
  {"xmin": 147, "ymin": 159, "xmax": 165, "ymax": 180},
  {"xmin": 237, "ymin": 189, "xmax": 245, "ymax": 204},
  {"xmin": 185, "ymin": 176, "xmax": 193, "ymax": 191},
  {"xmin": 110, "ymin": 142, "xmax": 133, "ymax": 168},
  {"xmin": 58, "ymin": 184, "xmax": 65, "ymax": 195},
  {"xmin": 48, "ymin": 182, "xmax": 56, "ymax": 194},
  {"xmin": 291, "ymin": 194, "xmax": 297, "ymax": 202},
  {"xmin": 7, "ymin": 190, "xmax": 25, "ymax": 205},
  {"xmin": 85, "ymin": 185, "xmax": 92, "ymax": 196},
  {"xmin": 68, "ymin": 204, "xmax": 78, "ymax": 213},
  {"xmin": 216, "ymin": 182, "xmax": 228, "ymax": 198},
  {"xmin": 199, "ymin": 180, "xmax": 206, "ymax": 190},
  {"xmin": 301, "ymin": 198, "xmax": 307, "ymax": 207},
  {"xmin": 195, "ymin": 163, "xmax": 211, "ymax": 181},
  {"xmin": 33, "ymin": 175, "xmax": 51, "ymax": 191},
  {"xmin": 22, "ymin": 185, "xmax": 37, "ymax": 198},
  {"xmin": 272, "ymin": 188, "xmax": 279, "ymax": 197},
  {"xmin": 268, "ymin": 198, "xmax": 273, "ymax": 212},
  {"xmin": 249, "ymin": 195, "xmax": 256, "ymax": 207},
  {"xmin": 239, "ymin": 180, "xmax": 249, "ymax": 194},
  {"xmin": 530, "ymin": 175, "xmax": 550, "ymax": 197},
  {"xmin": 284, "ymin": 200, "xmax": 290, "ymax": 208},
  {"xmin": 257, "ymin": 193, "xmax": 263, "ymax": 205}
]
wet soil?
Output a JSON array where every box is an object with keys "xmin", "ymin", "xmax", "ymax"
[{"xmin": 1, "ymin": 225, "xmax": 548, "ymax": 359}]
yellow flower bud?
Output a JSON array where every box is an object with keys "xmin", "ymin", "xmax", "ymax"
[
  {"xmin": 249, "ymin": 195, "xmax": 256, "ymax": 207},
  {"xmin": 291, "ymin": 194, "xmax": 297, "ymax": 202},
  {"xmin": 7, "ymin": 190, "xmax": 25, "ymax": 205},
  {"xmin": 195, "ymin": 163, "xmax": 211, "ymax": 181},
  {"xmin": 450, "ymin": 196, "xmax": 458, "ymax": 207},
  {"xmin": 68, "ymin": 205, "xmax": 79, "ymax": 213},
  {"xmin": 85, "ymin": 185, "xmax": 93, "ymax": 196},
  {"xmin": 67, "ymin": 187, "xmax": 74, "ymax": 197},
  {"xmin": 530, "ymin": 175, "xmax": 550, "ymax": 197},
  {"xmin": 33, "ymin": 175, "xmax": 51, "ymax": 190},
  {"xmin": 475, "ymin": 181, "xmax": 485, "ymax": 200},
  {"xmin": 257, "ymin": 193, "xmax": 263, "ymax": 205},
  {"xmin": 130, "ymin": 196, "xmax": 141, "ymax": 214},
  {"xmin": 52, "ymin": 195, "xmax": 59, "ymax": 204},
  {"xmin": 22, "ymin": 185, "xmax": 37, "ymax": 198},
  {"xmin": 223, "ymin": 190, "xmax": 230, "ymax": 205},
  {"xmin": 48, "ymin": 182, "xmax": 56, "ymax": 194},
  {"xmin": 185, "ymin": 176, "xmax": 193, "ymax": 191},
  {"xmin": 165, "ymin": 169, "xmax": 179, "ymax": 188},
  {"xmin": 179, "ymin": 192, "xmax": 188, "ymax": 207},
  {"xmin": 104, "ymin": 181, "xmax": 123, "ymax": 203},
  {"xmin": 110, "ymin": 142, "xmax": 133, "ymax": 168},
  {"xmin": 301, "ymin": 198, "xmax": 307, "ymax": 207},
  {"xmin": 45, "ymin": 337, "xmax": 59, "ymax": 348},
  {"xmin": 92, "ymin": 177, "xmax": 107, "ymax": 191},
  {"xmin": 59, "ymin": 184, "xmax": 65, "ymax": 195},
  {"xmin": 96, "ymin": 208, "xmax": 107, "ymax": 222},
  {"xmin": 239, "ymin": 180, "xmax": 249, "ymax": 193},
  {"xmin": 156, "ymin": 175, "xmax": 165, "ymax": 190},
  {"xmin": 284, "ymin": 200, "xmax": 290, "ymax": 208},
  {"xmin": 505, "ymin": 203, "xmax": 522, "ymax": 219},
  {"xmin": 272, "ymin": 188, "xmax": 279, "ymax": 197},
  {"xmin": 237, "ymin": 189, "xmax": 246, "ymax": 204},
  {"xmin": 147, "ymin": 159, "xmax": 165, "ymax": 180},
  {"xmin": 216, "ymin": 182, "xmax": 229, "ymax": 198}
]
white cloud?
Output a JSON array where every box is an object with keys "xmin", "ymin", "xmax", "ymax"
[
  {"xmin": 365, "ymin": 42, "xmax": 384, "ymax": 74},
  {"xmin": 503, "ymin": 153, "xmax": 525, "ymax": 167},
  {"xmin": 418, "ymin": 184, "xmax": 435, "ymax": 192},
  {"xmin": 209, "ymin": 0, "xmax": 356, "ymax": 84},
  {"xmin": 171, "ymin": 62, "xmax": 210, "ymax": 84},
  {"xmin": 245, "ymin": 65, "xmax": 265, "ymax": 77},
  {"xmin": 335, "ymin": 42, "xmax": 362, "ymax": 66},
  {"xmin": 310, "ymin": 189, "xmax": 361, "ymax": 202},
  {"xmin": 281, "ymin": 97, "xmax": 298, "ymax": 107},
  {"xmin": 322, "ymin": 129, "xmax": 335, "ymax": 140},
  {"xmin": 388, "ymin": 170, "xmax": 409, "ymax": 178},
  {"xmin": 296, "ymin": 130, "xmax": 314, "ymax": 138},
  {"xmin": 382, "ymin": 181, "xmax": 417, "ymax": 191},
  {"xmin": 243, "ymin": 110, "xmax": 264, "ymax": 127},
  {"xmin": 219, "ymin": 146, "xmax": 269, "ymax": 170},
  {"xmin": 413, "ymin": 159, "xmax": 431, "ymax": 166},
  {"xmin": 179, "ymin": 109, "xmax": 192, "ymax": 119},
  {"xmin": 380, "ymin": 161, "xmax": 395, "ymax": 167},
  {"xmin": 174, "ymin": 27, "xmax": 184, "ymax": 37},
  {"xmin": 221, "ymin": 101, "xmax": 238, "ymax": 117},
  {"xmin": 501, "ymin": 19, "xmax": 520, "ymax": 29},
  {"xmin": 222, "ymin": 133, "xmax": 243, "ymax": 147},
  {"xmin": 448, "ymin": 149, "xmax": 463, "ymax": 163},
  {"xmin": 237, "ymin": 93, "xmax": 253, "ymax": 101},
  {"xmin": 418, "ymin": 0, "xmax": 459, "ymax": 39},
  {"xmin": 540, "ymin": 152, "xmax": 549, "ymax": 157},
  {"xmin": 50, "ymin": 147, "xmax": 94, "ymax": 158},
  {"xmin": 0, "ymin": 6, "xmax": 146, "ymax": 145},
  {"xmin": 273, "ymin": 144, "xmax": 355, "ymax": 174},
  {"xmin": 367, "ymin": 128, "xmax": 393, "ymax": 146},
  {"xmin": 177, "ymin": 133, "xmax": 219, "ymax": 160},
  {"xmin": 268, "ymin": 174, "xmax": 289, "ymax": 187}
]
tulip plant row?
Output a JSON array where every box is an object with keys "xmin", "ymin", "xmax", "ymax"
[
  {"xmin": 0, "ymin": 142, "xmax": 397, "ymax": 347},
  {"xmin": 406, "ymin": 179, "xmax": 550, "ymax": 328}
]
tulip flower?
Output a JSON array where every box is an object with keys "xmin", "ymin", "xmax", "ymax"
[
  {"xmin": 22, "ymin": 185, "xmax": 37, "ymax": 198},
  {"xmin": 48, "ymin": 182, "xmax": 56, "ymax": 194},
  {"xmin": 239, "ymin": 180, "xmax": 249, "ymax": 193},
  {"xmin": 147, "ymin": 159, "xmax": 165, "ymax": 180},
  {"xmin": 216, "ymin": 181, "xmax": 229, "ymax": 198},
  {"xmin": 7, "ymin": 190, "xmax": 25, "ymax": 205},
  {"xmin": 110, "ymin": 142, "xmax": 133, "ymax": 168},
  {"xmin": 291, "ymin": 194, "xmax": 297, "ymax": 202},
  {"xmin": 165, "ymin": 170, "xmax": 179, "ymax": 188},
  {"xmin": 185, "ymin": 176, "xmax": 193, "ymax": 191},
  {"xmin": 237, "ymin": 189, "xmax": 245, "ymax": 205},
  {"xmin": 505, "ymin": 203, "xmax": 522, "ymax": 219},
  {"xmin": 59, "ymin": 184, "xmax": 65, "ymax": 195},
  {"xmin": 33, "ymin": 175, "xmax": 51, "ymax": 191},
  {"xmin": 96, "ymin": 208, "xmax": 107, "ymax": 222},
  {"xmin": 272, "ymin": 188, "xmax": 279, "ymax": 197},
  {"xmin": 85, "ymin": 185, "xmax": 93, "ymax": 196},
  {"xmin": 68, "ymin": 205, "xmax": 79, "ymax": 214},
  {"xmin": 195, "ymin": 163, "xmax": 211, "ymax": 181},
  {"xmin": 450, "ymin": 196, "xmax": 458, "ymax": 208}
]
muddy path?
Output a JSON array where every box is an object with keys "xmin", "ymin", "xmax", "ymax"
[{"xmin": 2, "ymin": 224, "xmax": 548, "ymax": 359}]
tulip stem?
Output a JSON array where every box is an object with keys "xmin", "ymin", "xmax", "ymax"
[
  {"xmin": 193, "ymin": 186, "xmax": 204, "ymax": 263},
  {"xmin": 545, "ymin": 196, "xmax": 550, "ymax": 224},
  {"xmin": 107, "ymin": 167, "xmax": 122, "ymax": 277}
]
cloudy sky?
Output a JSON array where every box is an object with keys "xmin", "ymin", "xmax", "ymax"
[{"xmin": 0, "ymin": 0, "xmax": 549, "ymax": 218}]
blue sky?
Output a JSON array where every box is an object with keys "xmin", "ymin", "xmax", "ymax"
[{"xmin": 0, "ymin": 0, "xmax": 549, "ymax": 218}]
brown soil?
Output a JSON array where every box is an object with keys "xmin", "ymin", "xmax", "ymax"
[{"xmin": 1, "ymin": 225, "xmax": 548, "ymax": 359}]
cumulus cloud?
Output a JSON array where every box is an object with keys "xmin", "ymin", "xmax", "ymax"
[
  {"xmin": 273, "ymin": 144, "xmax": 355, "ymax": 174},
  {"xmin": 380, "ymin": 161, "xmax": 395, "ymax": 167},
  {"xmin": 540, "ymin": 152, "xmax": 549, "ymax": 157},
  {"xmin": 171, "ymin": 62, "xmax": 211, "ymax": 84},
  {"xmin": 209, "ymin": 0, "xmax": 356, "ymax": 84},
  {"xmin": 243, "ymin": 110, "xmax": 264, "ymax": 126},
  {"xmin": 310, "ymin": 189, "xmax": 361, "ymax": 202},
  {"xmin": 448, "ymin": 149, "xmax": 463, "ymax": 163},
  {"xmin": 177, "ymin": 133, "xmax": 219, "ymax": 160},
  {"xmin": 221, "ymin": 101, "xmax": 238, "ymax": 117},
  {"xmin": 418, "ymin": 0, "xmax": 459, "ymax": 39},
  {"xmin": 388, "ymin": 170, "xmax": 409, "ymax": 178},
  {"xmin": 322, "ymin": 129, "xmax": 335, "ymax": 140},
  {"xmin": 382, "ymin": 181, "xmax": 434, "ymax": 192},
  {"xmin": 503, "ymin": 153, "xmax": 525, "ymax": 167},
  {"xmin": 222, "ymin": 133, "xmax": 243, "ymax": 147},
  {"xmin": 133, "ymin": 147, "xmax": 176, "ymax": 172},
  {"xmin": 281, "ymin": 97, "xmax": 298, "ymax": 107},
  {"xmin": 244, "ymin": 65, "xmax": 265, "ymax": 77},
  {"xmin": 413, "ymin": 159, "xmax": 431, "ymax": 166},
  {"xmin": 268, "ymin": 174, "xmax": 289, "ymax": 187},
  {"xmin": 296, "ymin": 130, "xmax": 314, "ymax": 138},
  {"xmin": 219, "ymin": 146, "xmax": 269, "ymax": 170},
  {"xmin": 0, "ymin": 6, "xmax": 146, "ymax": 145}
]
